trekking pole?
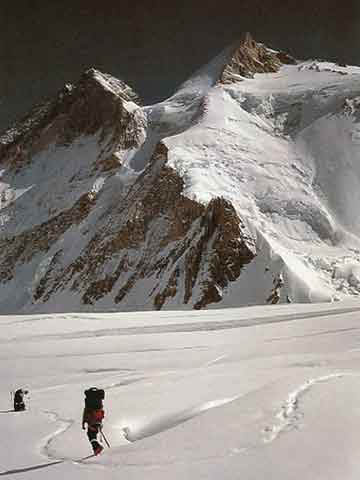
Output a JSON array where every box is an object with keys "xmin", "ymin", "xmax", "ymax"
[{"xmin": 100, "ymin": 427, "xmax": 111, "ymax": 448}]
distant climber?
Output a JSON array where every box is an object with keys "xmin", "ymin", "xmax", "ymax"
[
  {"xmin": 82, "ymin": 387, "xmax": 105, "ymax": 455},
  {"xmin": 13, "ymin": 388, "xmax": 28, "ymax": 411}
]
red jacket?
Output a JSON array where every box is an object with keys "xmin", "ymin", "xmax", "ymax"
[{"xmin": 82, "ymin": 407, "xmax": 104, "ymax": 427}]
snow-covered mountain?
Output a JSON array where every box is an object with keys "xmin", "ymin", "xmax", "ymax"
[{"xmin": 1, "ymin": 34, "xmax": 360, "ymax": 313}]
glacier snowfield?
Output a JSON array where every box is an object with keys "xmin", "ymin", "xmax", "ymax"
[{"xmin": 2, "ymin": 301, "xmax": 360, "ymax": 479}]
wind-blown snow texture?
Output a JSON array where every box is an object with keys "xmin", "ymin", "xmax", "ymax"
[
  {"xmin": 2, "ymin": 301, "xmax": 360, "ymax": 479},
  {"xmin": 163, "ymin": 57, "xmax": 360, "ymax": 306},
  {"xmin": 1, "ymin": 41, "xmax": 360, "ymax": 312}
]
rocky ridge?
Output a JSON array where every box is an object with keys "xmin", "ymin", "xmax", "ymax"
[
  {"xmin": 0, "ymin": 54, "xmax": 258, "ymax": 312},
  {"xmin": 221, "ymin": 32, "xmax": 296, "ymax": 83},
  {"xmin": 0, "ymin": 69, "xmax": 144, "ymax": 172}
]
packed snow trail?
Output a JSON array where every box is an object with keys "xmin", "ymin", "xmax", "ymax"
[
  {"xmin": 2, "ymin": 301, "xmax": 360, "ymax": 478},
  {"xmin": 264, "ymin": 372, "xmax": 349, "ymax": 442}
]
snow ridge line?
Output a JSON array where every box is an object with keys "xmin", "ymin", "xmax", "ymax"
[
  {"xmin": 203, "ymin": 355, "xmax": 227, "ymax": 367},
  {"xmin": 264, "ymin": 373, "xmax": 351, "ymax": 443},
  {"xmin": 123, "ymin": 395, "xmax": 239, "ymax": 442}
]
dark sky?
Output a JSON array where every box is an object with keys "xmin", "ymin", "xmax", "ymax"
[{"xmin": 1, "ymin": 0, "xmax": 359, "ymax": 130}]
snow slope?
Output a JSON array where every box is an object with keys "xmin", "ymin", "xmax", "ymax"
[
  {"xmin": 163, "ymin": 59, "xmax": 360, "ymax": 305},
  {"xmin": 2, "ymin": 301, "xmax": 360, "ymax": 478}
]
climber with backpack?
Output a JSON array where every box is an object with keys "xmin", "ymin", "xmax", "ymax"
[
  {"xmin": 82, "ymin": 387, "xmax": 106, "ymax": 455},
  {"xmin": 13, "ymin": 388, "xmax": 28, "ymax": 411}
]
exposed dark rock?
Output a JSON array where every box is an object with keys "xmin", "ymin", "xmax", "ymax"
[
  {"xmin": 8, "ymin": 141, "xmax": 256, "ymax": 310},
  {"xmin": 0, "ymin": 69, "xmax": 144, "ymax": 172},
  {"xmin": 221, "ymin": 32, "xmax": 296, "ymax": 84},
  {"xmin": 0, "ymin": 62, "xmax": 257, "ymax": 312}
]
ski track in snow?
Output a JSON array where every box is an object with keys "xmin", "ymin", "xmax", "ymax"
[
  {"xmin": 38, "ymin": 410, "xmax": 107, "ymax": 467},
  {"xmin": 0, "ymin": 411, "xmax": 77, "ymax": 477},
  {"xmin": 264, "ymin": 373, "xmax": 354, "ymax": 443},
  {"xmin": 40, "ymin": 411, "xmax": 74, "ymax": 461}
]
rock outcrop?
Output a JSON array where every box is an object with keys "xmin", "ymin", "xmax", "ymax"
[
  {"xmin": 17, "ymin": 142, "xmax": 255, "ymax": 311},
  {"xmin": 220, "ymin": 32, "xmax": 296, "ymax": 83}
]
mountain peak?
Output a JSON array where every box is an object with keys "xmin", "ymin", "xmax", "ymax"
[
  {"xmin": 220, "ymin": 33, "xmax": 296, "ymax": 83},
  {"xmin": 78, "ymin": 68, "xmax": 142, "ymax": 105},
  {"xmin": 0, "ymin": 68, "xmax": 144, "ymax": 172},
  {"xmin": 1, "ymin": 39, "xmax": 360, "ymax": 313}
]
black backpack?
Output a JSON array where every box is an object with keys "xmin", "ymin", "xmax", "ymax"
[
  {"xmin": 14, "ymin": 389, "xmax": 24, "ymax": 403},
  {"xmin": 84, "ymin": 387, "xmax": 105, "ymax": 410}
]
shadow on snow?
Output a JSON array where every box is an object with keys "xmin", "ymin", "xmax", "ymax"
[{"xmin": 0, "ymin": 460, "xmax": 63, "ymax": 476}]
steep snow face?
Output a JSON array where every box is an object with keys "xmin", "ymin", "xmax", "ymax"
[{"xmin": 164, "ymin": 60, "xmax": 360, "ymax": 305}]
